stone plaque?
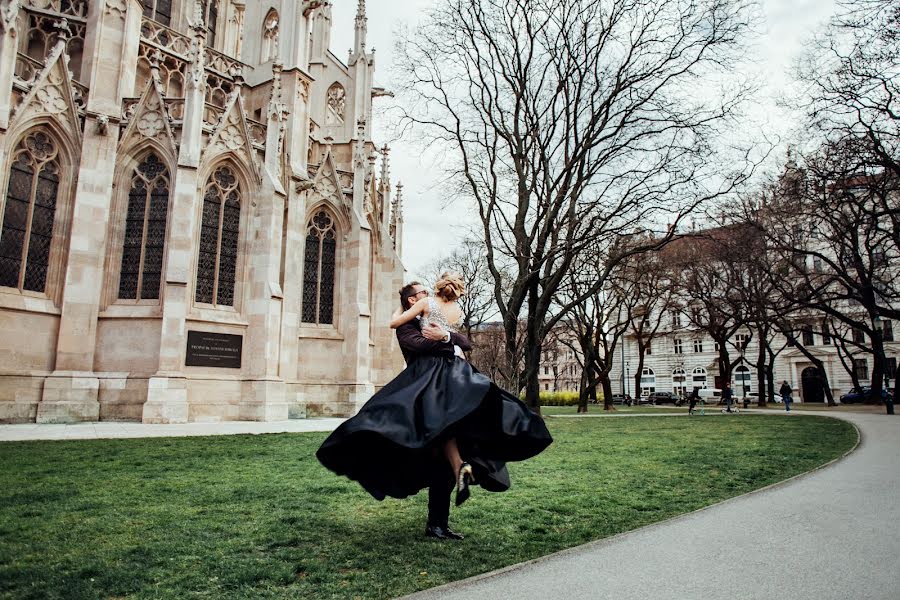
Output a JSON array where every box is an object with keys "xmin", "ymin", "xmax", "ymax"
[{"xmin": 185, "ymin": 331, "xmax": 243, "ymax": 368}]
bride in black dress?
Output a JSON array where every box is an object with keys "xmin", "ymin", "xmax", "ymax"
[{"xmin": 316, "ymin": 273, "xmax": 552, "ymax": 513}]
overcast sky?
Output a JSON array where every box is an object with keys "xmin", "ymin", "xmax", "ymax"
[{"xmin": 330, "ymin": 0, "xmax": 838, "ymax": 280}]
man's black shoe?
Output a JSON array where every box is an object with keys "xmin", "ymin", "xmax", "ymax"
[{"xmin": 424, "ymin": 525, "xmax": 464, "ymax": 540}]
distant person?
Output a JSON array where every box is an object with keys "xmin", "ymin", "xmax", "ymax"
[
  {"xmin": 723, "ymin": 382, "xmax": 734, "ymax": 413},
  {"xmin": 779, "ymin": 380, "xmax": 793, "ymax": 412},
  {"xmin": 688, "ymin": 387, "xmax": 701, "ymax": 415}
]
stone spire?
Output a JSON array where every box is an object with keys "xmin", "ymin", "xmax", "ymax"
[
  {"xmin": 354, "ymin": 0, "xmax": 367, "ymax": 55},
  {"xmin": 390, "ymin": 181, "xmax": 404, "ymax": 254},
  {"xmin": 379, "ymin": 144, "xmax": 390, "ymax": 192}
]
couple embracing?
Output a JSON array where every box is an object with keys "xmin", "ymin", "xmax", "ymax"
[{"xmin": 316, "ymin": 273, "xmax": 553, "ymax": 540}]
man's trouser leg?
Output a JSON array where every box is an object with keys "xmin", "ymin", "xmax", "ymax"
[{"xmin": 427, "ymin": 462, "xmax": 455, "ymax": 528}]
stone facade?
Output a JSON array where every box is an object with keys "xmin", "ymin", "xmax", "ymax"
[
  {"xmin": 609, "ymin": 317, "xmax": 899, "ymax": 403},
  {"xmin": 0, "ymin": 0, "xmax": 406, "ymax": 423}
]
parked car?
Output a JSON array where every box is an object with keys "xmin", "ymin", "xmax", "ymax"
[
  {"xmin": 840, "ymin": 387, "xmax": 894, "ymax": 404},
  {"xmin": 610, "ymin": 394, "xmax": 633, "ymax": 406},
  {"xmin": 647, "ymin": 391, "xmax": 680, "ymax": 405},
  {"xmin": 743, "ymin": 392, "xmax": 781, "ymax": 404},
  {"xmin": 697, "ymin": 388, "xmax": 722, "ymax": 403}
]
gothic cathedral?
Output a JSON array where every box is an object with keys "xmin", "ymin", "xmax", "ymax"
[{"xmin": 0, "ymin": 0, "xmax": 406, "ymax": 423}]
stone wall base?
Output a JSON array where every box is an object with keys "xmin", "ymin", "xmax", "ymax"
[
  {"xmin": 142, "ymin": 376, "xmax": 189, "ymax": 424},
  {"xmin": 0, "ymin": 374, "xmax": 44, "ymax": 423},
  {"xmin": 0, "ymin": 373, "xmax": 373, "ymax": 423},
  {"xmin": 240, "ymin": 379, "xmax": 289, "ymax": 421},
  {"xmin": 36, "ymin": 372, "xmax": 101, "ymax": 423}
]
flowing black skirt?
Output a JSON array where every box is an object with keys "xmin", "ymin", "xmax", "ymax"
[{"xmin": 316, "ymin": 355, "xmax": 553, "ymax": 500}]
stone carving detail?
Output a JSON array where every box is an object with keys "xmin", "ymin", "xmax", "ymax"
[
  {"xmin": 1, "ymin": 1, "xmax": 20, "ymax": 35},
  {"xmin": 316, "ymin": 167, "xmax": 338, "ymax": 199},
  {"xmin": 326, "ymin": 83, "xmax": 345, "ymax": 125},
  {"xmin": 217, "ymin": 112, "xmax": 244, "ymax": 151},
  {"xmin": 26, "ymin": 0, "xmax": 88, "ymax": 18},
  {"xmin": 105, "ymin": 0, "xmax": 128, "ymax": 19},
  {"xmin": 34, "ymin": 81, "xmax": 66, "ymax": 114},
  {"xmin": 136, "ymin": 99, "xmax": 166, "ymax": 138}
]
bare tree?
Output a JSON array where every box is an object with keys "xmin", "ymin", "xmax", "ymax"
[
  {"xmin": 762, "ymin": 148, "xmax": 897, "ymax": 405},
  {"xmin": 395, "ymin": 0, "xmax": 760, "ymax": 410},
  {"xmin": 418, "ymin": 236, "xmax": 497, "ymax": 340}
]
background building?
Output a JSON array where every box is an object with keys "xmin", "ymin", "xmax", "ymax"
[{"xmin": 0, "ymin": 0, "xmax": 406, "ymax": 424}]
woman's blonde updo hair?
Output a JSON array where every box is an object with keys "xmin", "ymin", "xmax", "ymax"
[{"xmin": 434, "ymin": 271, "xmax": 466, "ymax": 301}]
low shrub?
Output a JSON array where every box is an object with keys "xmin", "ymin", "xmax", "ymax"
[{"xmin": 528, "ymin": 391, "xmax": 581, "ymax": 406}]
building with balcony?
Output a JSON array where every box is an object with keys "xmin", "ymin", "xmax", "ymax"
[{"xmin": 0, "ymin": 0, "xmax": 406, "ymax": 423}]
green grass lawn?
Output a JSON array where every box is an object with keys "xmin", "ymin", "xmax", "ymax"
[
  {"xmin": 0, "ymin": 415, "xmax": 856, "ymax": 600},
  {"xmin": 541, "ymin": 404, "xmax": 687, "ymax": 415}
]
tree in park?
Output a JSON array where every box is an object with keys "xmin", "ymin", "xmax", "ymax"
[{"xmin": 395, "ymin": 0, "xmax": 760, "ymax": 410}]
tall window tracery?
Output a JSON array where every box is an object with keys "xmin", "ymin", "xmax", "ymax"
[
  {"xmin": 141, "ymin": 0, "xmax": 172, "ymax": 26},
  {"xmin": 119, "ymin": 153, "xmax": 170, "ymax": 301},
  {"xmin": 195, "ymin": 165, "xmax": 240, "ymax": 307},
  {"xmin": 202, "ymin": 0, "xmax": 219, "ymax": 48},
  {"xmin": 0, "ymin": 131, "xmax": 60, "ymax": 293},
  {"xmin": 261, "ymin": 9, "xmax": 279, "ymax": 62},
  {"xmin": 302, "ymin": 210, "xmax": 336, "ymax": 325}
]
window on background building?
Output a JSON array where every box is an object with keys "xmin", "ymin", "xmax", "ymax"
[
  {"xmin": 883, "ymin": 320, "xmax": 894, "ymax": 342},
  {"xmin": 853, "ymin": 358, "xmax": 869, "ymax": 381},
  {"xmin": 852, "ymin": 328, "xmax": 866, "ymax": 344},
  {"xmin": 645, "ymin": 342, "xmax": 651, "ymax": 356},
  {"xmin": 195, "ymin": 165, "xmax": 241, "ymax": 306},
  {"xmin": 119, "ymin": 153, "xmax": 169, "ymax": 300},
  {"xmin": 141, "ymin": 0, "xmax": 172, "ymax": 26},
  {"xmin": 802, "ymin": 325, "xmax": 815, "ymax": 347},
  {"xmin": 693, "ymin": 339, "xmax": 703, "ymax": 353},
  {"xmin": 0, "ymin": 130, "xmax": 61, "ymax": 293},
  {"xmin": 813, "ymin": 256, "xmax": 823, "ymax": 272},
  {"xmin": 714, "ymin": 341, "xmax": 720, "ymax": 352},
  {"xmin": 544, "ymin": 383, "xmax": 549, "ymax": 391},
  {"xmin": 671, "ymin": 310, "xmax": 682, "ymax": 328},
  {"xmin": 302, "ymin": 210, "xmax": 337, "ymax": 324},
  {"xmin": 692, "ymin": 367, "xmax": 707, "ymax": 388},
  {"xmin": 809, "ymin": 221, "xmax": 819, "ymax": 239},
  {"xmin": 672, "ymin": 368, "xmax": 686, "ymax": 396},
  {"xmin": 822, "ymin": 320, "xmax": 831, "ymax": 345},
  {"xmin": 641, "ymin": 367, "xmax": 656, "ymax": 396},
  {"xmin": 674, "ymin": 338, "xmax": 683, "ymax": 354},
  {"xmin": 886, "ymin": 357, "xmax": 897, "ymax": 381},
  {"xmin": 734, "ymin": 366, "xmax": 752, "ymax": 395},
  {"xmin": 543, "ymin": 365, "xmax": 548, "ymax": 375},
  {"xmin": 735, "ymin": 333, "xmax": 749, "ymax": 350}
]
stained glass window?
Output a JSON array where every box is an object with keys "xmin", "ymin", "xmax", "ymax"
[
  {"xmin": 0, "ymin": 131, "xmax": 60, "ymax": 293},
  {"xmin": 141, "ymin": 0, "xmax": 172, "ymax": 26},
  {"xmin": 203, "ymin": 0, "xmax": 218, "ymax": 47},
  {"xmin": 301, "ymin": 210, "xmax": 337, "ymax": 325},
  {"xmin": 119, "ymin": 153, "xmax": 170, "ymax": 300},
  {"xmin": 195, "ymin": 165, "xmax": 240, "ymax": 306}
]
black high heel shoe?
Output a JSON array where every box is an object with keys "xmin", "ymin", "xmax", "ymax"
[{"xmin": 455, "ymin": 462, "xmax": 474, "ymax": 507}]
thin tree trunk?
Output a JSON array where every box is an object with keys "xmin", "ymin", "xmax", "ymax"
[
  {"xmin": 601, "ymin": 376, "xmax": 615, "ymax": 412},
  {"xmin": 755, "ymin": 326, "xmax": 768, "ymax": 407}
]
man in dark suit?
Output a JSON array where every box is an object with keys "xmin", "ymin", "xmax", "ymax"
[{"xmin": 396, "ymin": 281, "xmax": 472, "ymax": 540}]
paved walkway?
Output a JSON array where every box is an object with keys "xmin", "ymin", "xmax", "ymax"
[
  {"xmin": 0, "ymin": 418, "xmax": 346, "ymax": 442},
  {"xmin": 406, "ymin": 410, "xmax": 900, "ymax": 600}
]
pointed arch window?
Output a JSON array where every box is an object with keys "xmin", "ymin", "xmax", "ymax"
[
  {"xmin": 119, "ymin": 153, "xmax": 170, "ymax": 300},
  {"xmin": 261, "ymin": 9, "xmax": 279, "ymax": 62},
  {"xmin": 326, "ymin": 83, "xmax": 346, "ymax": 125},
  {"xmin": 195, "ymin": 165, "xmax": 240, "ymax": 306},
  {"xmin": 202, "ymin": 0, "xmax": 219, "ymax": 48},
  {"xmin": 0, "ymin": 131, "xmax": 60, "ymax": 293},
  {"xmin": 302, "ymin": 210, "xmax": 336, "ymax": 325},
  {"xmin": 141, "ymin": 0, "xmax": 172, "ymax": 26}
]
